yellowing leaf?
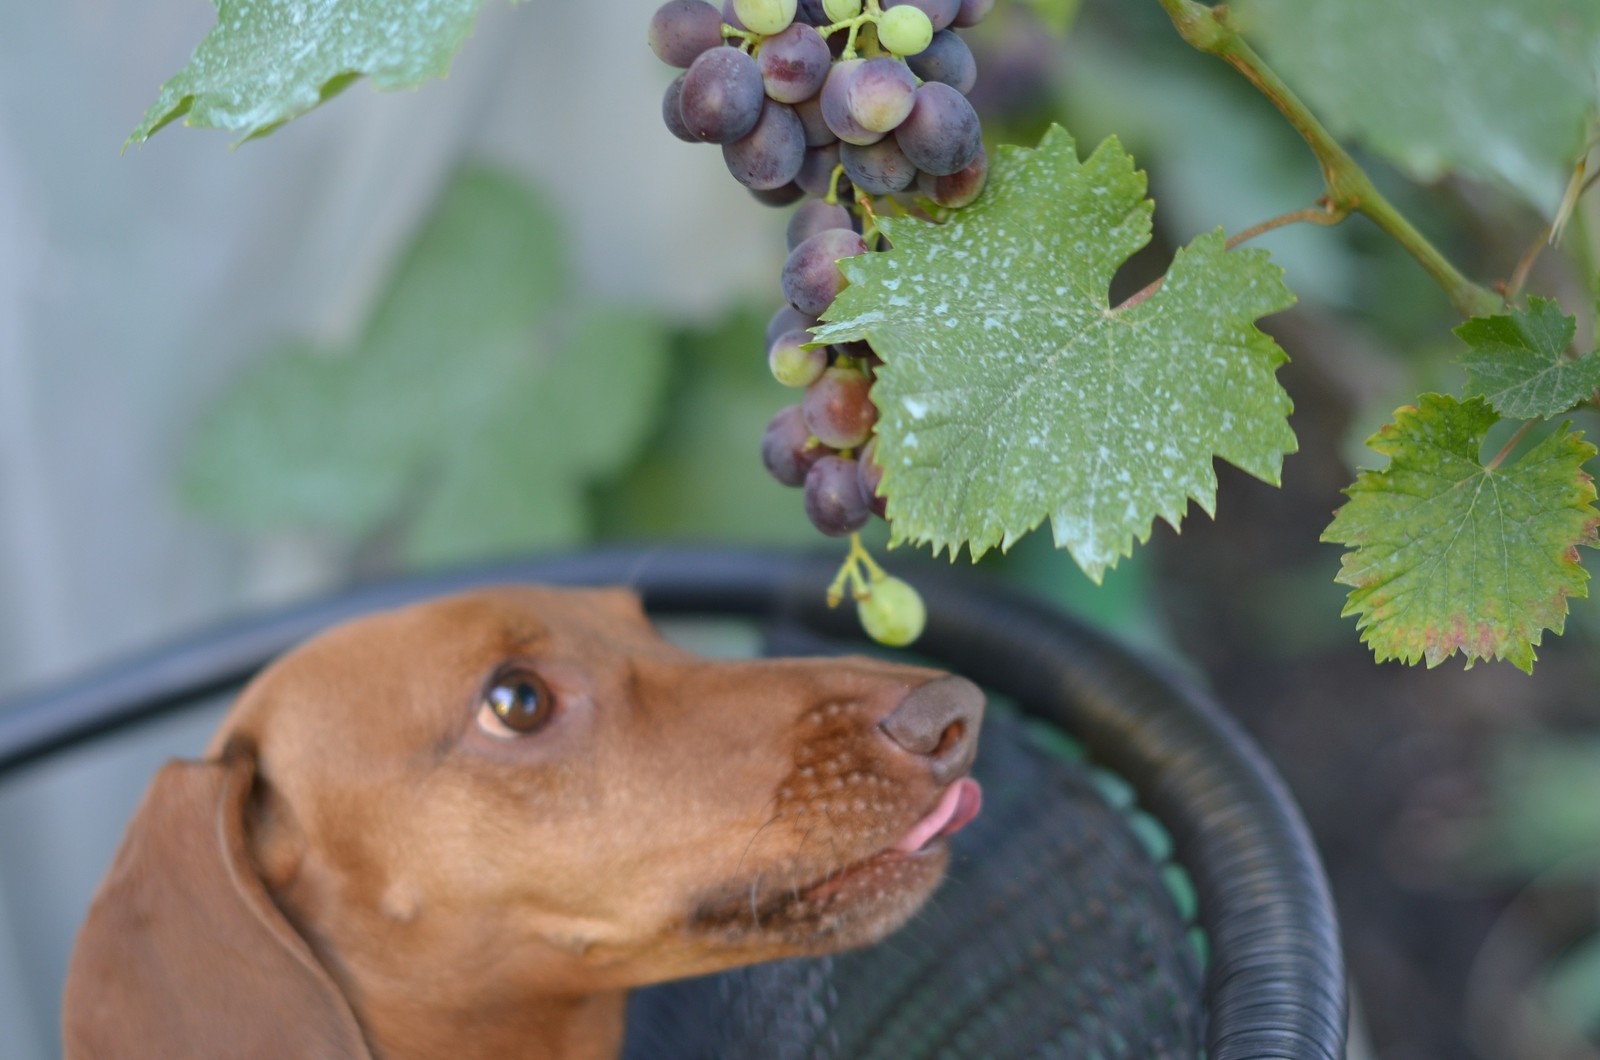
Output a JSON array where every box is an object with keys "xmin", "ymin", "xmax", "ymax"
[{"xmin": 1322, "ymin": 394, "xmax": 1600, "ymax": 673}]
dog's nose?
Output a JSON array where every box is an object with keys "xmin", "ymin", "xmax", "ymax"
[{"xmin": 880, "ymin": 675, "xmax": 984, "ymax": 783}]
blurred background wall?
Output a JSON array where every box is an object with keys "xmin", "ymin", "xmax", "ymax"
[{"xmin": 0, "ymin": 1, "xmax": 787, "ymax": 1052}]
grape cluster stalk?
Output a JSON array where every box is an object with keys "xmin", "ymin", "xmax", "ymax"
[{"xmin": 649, "ymin": 0, "xmax": 995, "ymax": 644}]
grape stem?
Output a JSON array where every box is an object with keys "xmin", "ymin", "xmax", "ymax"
[
  {"xmin": 1486, "ymin": 420, "xmax": 1538, "ymax": 471},
  {"xmin": 825, "ymin": 163, "xmax": 848, "ymax": 206},
  {"xmin": 819, "ymin": 0, "xmax": 888, "ymax": 60},
  {"xmin": 826, "ymin": 533, "xmax": 888, "ymax": 607},
  {"xmin": 1155, "ymin": 0, "xmax": 1502, "ymax": 319},
  {"xmin": 720, "ymin": 23, "xmax": 760, "ymax": 49}
]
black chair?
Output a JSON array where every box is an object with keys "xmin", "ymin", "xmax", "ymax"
[{"xmin": 0, "ymin": 548, "xmax": 1346, "ymax": 1059}]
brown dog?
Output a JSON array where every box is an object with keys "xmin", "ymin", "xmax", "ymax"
[{"xmin": 62, "ymin": 586, "xmax": 983, "ymax": 1059}]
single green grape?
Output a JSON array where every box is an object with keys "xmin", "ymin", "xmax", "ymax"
[
  {"xmin": 733, "ymin": 0, "xmax": 798, "ymax": 35},
  {"xmin": 876, "ymin": 6, "xmax": 933, "ymax": 56},
  {"xmin": 823, "ymin": 0, "xmax": 862, "ymax": 21},
  {"xmin": 857, "ymin": 575, "xmax": 927, "ymax": 647}
]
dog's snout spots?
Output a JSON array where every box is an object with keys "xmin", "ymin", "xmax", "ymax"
[{"xmin": 879, "ymin": 675, "xmax": 984, "ymax": 783}]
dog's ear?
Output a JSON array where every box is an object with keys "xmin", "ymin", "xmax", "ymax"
[{"xmin": 63, "ymin": 746, "xmax": 372, "ymax": 1059}]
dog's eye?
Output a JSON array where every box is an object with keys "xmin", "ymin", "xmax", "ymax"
[{"xmin": 479, "ymin": 670, "xmax": 555, "ymax": 737}]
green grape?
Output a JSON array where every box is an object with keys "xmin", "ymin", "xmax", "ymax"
[
  {"xmin": 733, "ymin": 0, "xmax": 798, "ymax": 35},
  {"xmin": 857, "ymin": 576, "xmax": 927, "ymax": 647},
  {"xmin": 876, "ymin": 6, "xmax": 933, "ymax": 56},
  {"xmin": 823, "ymin": 0, "xmax": 862, "ymax": 21}
]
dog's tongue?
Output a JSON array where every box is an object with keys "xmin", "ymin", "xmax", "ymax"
[{"xmin": 893, "ymin": 778, "xmax": 983, "ymax": 854}]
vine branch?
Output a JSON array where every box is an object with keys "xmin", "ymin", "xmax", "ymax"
[{"xmin": 1156, "ymin": 0, "xmax": 1503, "ymax": 319}]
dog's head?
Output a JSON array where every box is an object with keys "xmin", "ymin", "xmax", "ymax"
[{"xmin": 65, "ymin": 586, "xmax": 982, "ymax": 1058}]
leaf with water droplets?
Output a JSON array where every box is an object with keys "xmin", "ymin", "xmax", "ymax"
[
  {"xmin": 130, "ymin": 0, "xmax": 516, "ymax": 144},
  {"xmin": 813, "ymin": 124, "xmax": 1297, "ymax": 580},
  {"xmin": 1321, "ymin": 394, "xmax": 1600, "ymax": 674}
]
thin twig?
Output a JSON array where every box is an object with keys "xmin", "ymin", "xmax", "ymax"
[
  {"xmin": 1506, "ymin": 166, "xmax": 1600, "ymax": 301},
  {"xmin": 1486, "ymin": 420, "xmax": 1538, "ymax": 471},
  {"xmin": 1115, "ymin": 201, "xmax": 1348, "ymax": 312},
  {"xmin": 1225, "ymin": 200, "xmax": 1350, "ymax": 250}
]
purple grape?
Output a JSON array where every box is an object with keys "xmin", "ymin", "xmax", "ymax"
[
  {"xmin": 721, "ymin": 0, "xmax": 746, "ymax": 29},
  {"xmin": 723, "ymin": 100, "xmax": 806, "ymax": 189},
  {"xmin": 795, "ymin": 142, "xmax": 847, "ymax": 197},
  {"xmin": 894, "ymin": 82, "xmax": 981, "ymax": 175},
  {"xmin": 786, "ymin": 198, "xmax": 854, "ymax": 250},
  {"xmin": 767, "ymin": 304, "xmax": 820, "ymax": 347},
  {"xmin": 662, "ymin": 75, "xmax": 699, "ymax": 142},
  {"xmin": 769, "ymin": 328, "xmax": 830, "ymax": 387},
  {"xmin": 796, "ymin": 0, "xmax": 829, "ymax": 24},
  {"xmin": 917, "ymin": 142, "xmax": 987, "ymax": 207},
  {"xmin": 649, "ymin": 0, "xmax": 727, "ymax": 68},
  {"xmin": 794, "ymin": 95, "xmax": 838, "ymax": 148},
  {"xmin": 857, "ymin": 437, "xmax": 888, "ymax": 518},
  {"xmin": 841, "ymin": 137, "xmax": 918, "ymax": 195},
  {"xmin": 820, "ymin": 60, "xmax": 886, "ymax": 146},
  {"xmin": 885, "ymin": 0, "xmax": 960, "ymax": 31},
  {"xmin": 906, "ymin": 30, "xmax": 977, "ymax": 94},
  {"xmin": 750, "ymin": 182, "xmax": 807, "ymax": 206},
  {"xmin": 846, "ymin": 57, "xmax": 918, "ymax": 134},
  {"xmin": 680, "ymin": 48, "xmax": 764, "ymax": 143},
  {"xmin": 762, "ymin": 405, "xmax": 827, "ymax": 487},
  {"xmin": 805, "ymin": 455, "xmax": 871, "ymax": 535},
  {"xmin": 782, "ymin": 228, "xmax": 868, "ymax": 315},
  {"xmin": 952, "ymin": 0, "xmax": 995, "ymax": 26},
  {"xmin": 802, "ymin": 366, "xmax": 878, "ymax": 448},
  {"xmin": 757, "ymin": 23, "xmax": 832, "ymax": 104}
]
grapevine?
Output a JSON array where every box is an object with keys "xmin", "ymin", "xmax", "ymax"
[{"xmin": 649, "ymin": 0, "xmax": 997, "ymax": 645}]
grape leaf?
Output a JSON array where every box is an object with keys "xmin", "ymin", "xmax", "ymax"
[
  {"xmin": 1230, "ymin": 0, "xmax": 1600, "ymax": 217},
  {"xmin": 812, "ymin": 125, "xmax": 1298, "ymax": 581},
  {"xmin": 182, "ymin": 167, "xmax": 669, "ymax": 565},
  {"xmin": 1457, "ymin": 297, "xmax": 1600, "ymax": 420},
  {"xmin": 130, "ymin": 0, "xmax": 516, "ymax": 143},
  {"xmin": 1321, "ymin": 394, "xmax": 1600, "ymax": 673}
]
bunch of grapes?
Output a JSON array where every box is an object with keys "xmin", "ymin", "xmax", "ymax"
[{"xmin": 649, "ymin": 0, "xmax": 992, "ymax": 643}]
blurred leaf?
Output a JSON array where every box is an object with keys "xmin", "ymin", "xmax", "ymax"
[
  {"xmin": 815, "ymin": 126, "xmax": 1298, "ymax": 580},
  {"xmin": 131, "ymin": 0, "xmax": 518, "ymax": 143},
  {"xmin": 1323, "ymin": 394, "xmax": 1600, "ymax": 672},
  {"xmin": 596, "ymin": 307, "xmax": 818, "ymax": 545},
  {"xmin": 183, "ymin": 167, "xmax": 669, "ymax": 564},
  {"xmin": 1015, "ymin": 0, "xmax": 1080, "ymax": 35},
  {"xmin": 182, "ymin": 342, "xmax": 405, "ymax": 533},
  {"xmin": 1231, "ymin": 0, "xmax": 1600, "ymax": 217},
  {"xmin": 1477, "ymin": 737, "xmax": 1600, "ymax": 875},
  {"xmin": 1541, "ymin": 931, "xmax": 1600, "ymax": 1038},
  {"xmin": 1458, "ymin": 298, "xmax": 1600, "ymax": 420}
]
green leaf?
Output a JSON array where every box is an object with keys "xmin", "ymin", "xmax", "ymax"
[
  {"xmin": 813, "ymin": 125, "xmax": 1298, "ymax": 580},
  {"xmin": 1231, "ymin": 0, "xmax": 1600, "ymax": 217},
  {"xmin": 1475, "ymin": 736, "xmax": 1600, "ymax": 875},
  {"xmin": 1321, "ymin": 394, "xmax": 1600, "ymax": 673},
  {"xmin": 130, "ymin": 0, "xmax": 511, "ymax": 143},
  {"xmin": 1457, "ymin": 297, "xmax": 1600, "ymax": 419},
  {"xmin": 182, "ymin": 166, "xmax": 670, "ymax": 564}
]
